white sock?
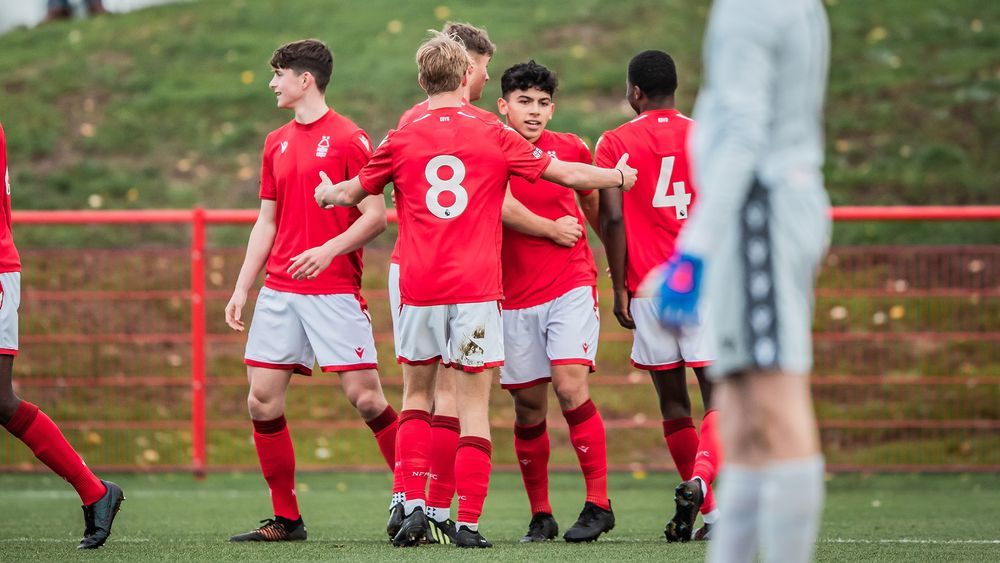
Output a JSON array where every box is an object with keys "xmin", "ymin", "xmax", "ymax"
[
  {"xmin": 456, "ymin": 521, "xmax": 478, "ymax": 532},
  {"xmin": 389, "ymin": 491, "xmax": 405, "ymax": 509},
  {"xmin": 759, "ymin": 455, "xmax": 825, "ymax": 563},
  {"xmin": 403, "ymin": 498, "xmax": 425, "ymax": 516},
  {"xmin": 702, "ymin": 508, "xmax": 721, "ymax": 525},
  {"xmin": 426, "ymin": 506, "xmax": 450, "ymax": 523},
  {"xmin": 707, "ymin": 464, "xmax": 763, "ymax": 563}
]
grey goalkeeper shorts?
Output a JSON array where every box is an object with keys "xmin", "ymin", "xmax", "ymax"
[{"xmin": 705, "ymin": 178, "xmax": 830, "ymax": 379}]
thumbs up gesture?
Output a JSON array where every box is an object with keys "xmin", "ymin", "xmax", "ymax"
[
  {"xmin": 314, "ymin": 171, "xmax": 334, "ymax": 208},
  {"xmin": 616, "ymin": 153, "xmax": 638, "ymax": 192}
]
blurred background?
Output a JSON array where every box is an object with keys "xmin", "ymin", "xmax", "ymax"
[{"xmin": 0, "ymin": 0, "xmax": 997, "ymax": 474}]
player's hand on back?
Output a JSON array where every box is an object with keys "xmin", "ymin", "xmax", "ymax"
[
  {"xmin": 225, "ymin": 290, "xmax": 247, "ymax": 332},
  {"xmin": 549, "ymin": 215, "xmax": 584, "ymax": 247},
  {"xmin": 287, "ymin": 243, "xmax": 337, "ymax": 280},
  {"xmin": 615, "ymin": 153, "xmax": 637, "ymax": 192},
  {"xmin": 612, "ymin": 287, "xmax": 635, "ymax": 330}
]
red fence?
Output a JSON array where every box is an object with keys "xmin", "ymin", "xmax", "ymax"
[{"xmin": 2, "ymin": 207, "xmax": 999, "ymax": 475}]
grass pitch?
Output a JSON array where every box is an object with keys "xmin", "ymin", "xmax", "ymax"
[{"xmin": 1, "ymin": 472, "xmax": 998, "ymax": 562}]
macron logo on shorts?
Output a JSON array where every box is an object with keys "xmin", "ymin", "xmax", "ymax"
[
  {"xmin": 582, "ymin": 343, "xmax": 589, "ymax": 354},
  {"xmin": 354, "ymin": 346, "xmax": 364, "ymax": 359}
]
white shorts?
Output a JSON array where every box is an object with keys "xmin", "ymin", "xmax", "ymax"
[
  {"xmin": 396, "ymin": 300, "xmax": 503, "ymax": 373},
  {"xmin": 500, "ymin": 285, "xmax": 599, "ymax": 389},
  {"xmin": 388, "ymin": 262, "xmax": 401, "ymax": 345},
  {"xmin": 0, "ymin": 272, "xmax": 20, "ymax": 355},
  {"xmin": 630, "ymin": 296, "xmax": 714, "ymax": 371},
  {"xmin": 244, "ymin": 287, "xmax": 378, "ymax": 375}
]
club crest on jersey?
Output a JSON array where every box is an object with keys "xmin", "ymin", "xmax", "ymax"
[
  {"xmin": 316, "ymin": 136, "xmax": 330, "ymax": 157},
  {"xmin": 280, "ymin": 141, "xmax": 288, "ymax": 154},
  {"xmin": 532, "ymin": 147, "xmax": 543, "ymax": 159}
]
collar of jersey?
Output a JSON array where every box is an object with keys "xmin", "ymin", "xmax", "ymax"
[{"xmin": 293, "ymin": 108, "xmax": 335, "ymax": 131}]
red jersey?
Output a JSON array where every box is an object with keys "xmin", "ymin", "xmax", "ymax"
[
  {"xmin": 390, "ymin": 99, "xmax": 499, "ymax": 264},
  {"xmin": 359, "ymin": 107, "xmax": 552, "ymax": 306},
  {"xmin": 502, "ymin": 129, "xmax": 596, "ymax": 309},
  {"xmin": 259, "ymin": 109, "xmax": 373, "ymax": 294},
  {"xmin": 595, "ymin": 109, "xmax": 697, "ymax": 293},
  {"xmin": 0, "ymin": 123, "xmax": 20, "ymax": 273}
]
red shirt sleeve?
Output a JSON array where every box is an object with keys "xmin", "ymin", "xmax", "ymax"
[
  {"xmin": 498, "ymin": 125, "xmax": 551, "ymax": 183},
  {"xmin": 258, "ymin": 135, "xmax": 277, "ymax": 200},
  {"xmin": 593, "ymin": 132, "xmax": 619, "ymax": 169},
  {"xmin": 577, "ymin": 136, "xmax": 593, "ymax": 165},
  {"xmin": 358, "ymin": 133, "xmax": 394, "ymax": 195},
  {"xmin": 346, "ymin": 130, "xmax": 374, "ymax": 178}
]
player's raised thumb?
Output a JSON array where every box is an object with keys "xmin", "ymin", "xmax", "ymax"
[
  {"xmin": 318, "ymin": 171, "xmax": 331, "ymax": 185},
  {"xmin": 616, "ymin": 153, "xmax": 630, "ymax": 169}
]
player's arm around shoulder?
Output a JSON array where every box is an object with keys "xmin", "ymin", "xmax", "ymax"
[
  {"xmin": 226, "ymin": 200, "xmax": 278, "ymax": 332},
  {"xmin": 541, "ymin": 151, "xmax": 637, "ymax": 192}
]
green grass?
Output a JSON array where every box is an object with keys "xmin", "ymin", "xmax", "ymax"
[
  {"xmin": 1, "ymin": 472, "xmax": 999, "ymax": 561},
  {"xmin": 0, "ymin": 0, "xmax": 997, "ymax": 245}
]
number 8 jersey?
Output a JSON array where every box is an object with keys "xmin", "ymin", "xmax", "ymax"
[
  {"xmin": 595, "ymin": 109, "xmax": 698, "ymax": 294},
  {"xmin": 359, "ymin": 107, "xmax": 551, "ymax": 306}
]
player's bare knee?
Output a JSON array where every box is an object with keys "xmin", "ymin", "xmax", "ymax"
[
  {"xmin": 352, "ymin": 388, "xmax": 387, "ymax": 420},
  {"xmin": 658, "ymin": 395, "xmax": 692, "ymax": 421},
  {"xmin": 512, "ymin": 398, "xmax": 546, "ymax": 427},
  {"xmin": 246, "ymin": 389, "xmax": 281, "ymax": 420},
  {"xmin": 0, "ymin": 395, "xmax": 20, "ymax": 423},
  {"xmin": 553, "ymin": 377, "xmax": 589, "ymax": 411}
]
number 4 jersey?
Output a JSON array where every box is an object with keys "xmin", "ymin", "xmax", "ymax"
[
  {"xmin": 595, "ymin": 109, "xmax": 697, "ymax": 293},
  {"xmin": 359, "ymin": 107, "xmax": 551, "ymax": 306}
]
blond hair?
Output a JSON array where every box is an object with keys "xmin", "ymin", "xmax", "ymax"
[{"xmin": 415, "ymin": 31, "xmax": 469, "ymax": 96}]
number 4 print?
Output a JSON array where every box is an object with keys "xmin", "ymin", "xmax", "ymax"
[{"xmin": 651, "ymin": 156, "xmax": 690, "ymax": 219}]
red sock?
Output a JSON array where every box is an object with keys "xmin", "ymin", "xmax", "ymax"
[
  {"xmin": 391, "ymin": 433, "xmax": 404, "ymax": 495},
  {"xmin": 365, "ymin": 405, "xmax": 398, "ymax": 471},
  {"xmin": 663, "ymin": 417, "xmax": 698, "ymax": 479},
  {"xmin": 4, "ymin": 401, "xmax": 106, "ymax": 506},
  {"xmin": 564, "ymin": 399, "xmax": 610, "ymax": 510},
  {"xmin": 427, "ymin": 415, "xmax": 460, "ymax": 510},
  {"xmin": 514, "ymin": 420, "xmax": 551, "ymax": 515},
  {"xmin": 252, "ymin": 415, "xmax": 299, "ymax": 520},
  {"xmin": 398, "ymin": 409, "xmax": 432, "ymax": 504},
  {"xmin": 693, "ymin": 409, "xmax": 722, "ymax": 515},
  {"xmin": 455, "ymin": 436, "xmax": 492, "ymax": 524}
]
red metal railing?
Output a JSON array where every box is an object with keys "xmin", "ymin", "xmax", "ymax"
[{"xmin": 3, "ymin": 206, "xmax": 999, "ymax": 474}]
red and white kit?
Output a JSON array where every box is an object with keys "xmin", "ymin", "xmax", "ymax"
[
  {"xmin": 360, "ymin": 107, "xmax": 551, "ymax": 372},
  {"xmin": 0, "ymin": 123, "xmax": 22, "ymax": 356},
  {"xmin": 500, "ymin": 130, "xmax": 599, "ymax": 388},
  {"xmin": 387, "ymin": 100, "xmax": 500, "ymax": 344},
  {"xmin": 245, "ymin": 109, "xmax": 378, "ymax": 374},
  {"xmin": 596, "ymin": 109, "xmax": 713, "ymax": 370}
]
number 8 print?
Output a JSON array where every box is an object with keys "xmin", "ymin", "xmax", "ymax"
[{"xmin": 424, "ymin": 155, "xmax": 469, "ymax": 219}]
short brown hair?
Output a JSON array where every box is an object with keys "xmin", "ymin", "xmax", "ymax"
[
  {"xmin": 270, "ymin": 39, "xmax": 333, "ymax": 93},
  {"xmin": 442, "ymin": 21, "xmax": 495, "ymax": 57},
  {"xmin": 415, "ymin": 31, "xmax": 469, "ymax": 96}
]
